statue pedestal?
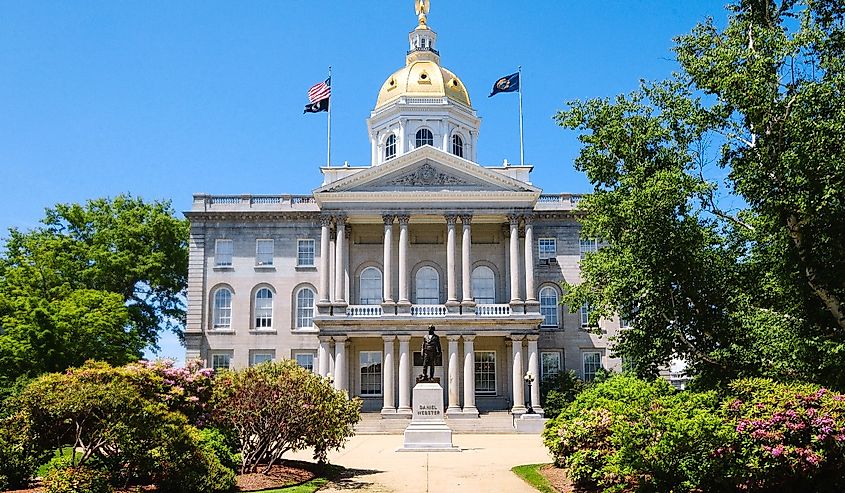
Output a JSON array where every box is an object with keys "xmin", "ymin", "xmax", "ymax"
[{"xmin": 397, "ymin": 382, "xmax": 460, "ymax": 452}]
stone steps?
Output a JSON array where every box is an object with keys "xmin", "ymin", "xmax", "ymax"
[{"xmin": 354, "ymin": 411, "xmax": 540, "ymax": 434}]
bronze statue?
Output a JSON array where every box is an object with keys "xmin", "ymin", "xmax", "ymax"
[{"xmin": 421, "ymin": 325, "xmax": 441, "ymax": 380}]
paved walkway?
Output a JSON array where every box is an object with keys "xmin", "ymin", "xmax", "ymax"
[{"xmin": 286, "ymin": 434, "xmax": 551, "ymax": 492}]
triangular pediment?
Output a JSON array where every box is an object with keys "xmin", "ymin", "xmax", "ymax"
[{"xmin": 314, "ymin": 146, "xmax": 539, "ymax": 195}]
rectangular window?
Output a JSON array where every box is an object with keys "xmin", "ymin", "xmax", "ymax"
[
  {"xmin": 359, "ymin": 351, "xmax": 382, "ymax": 396},
  {"xmin": 579, "ymin": 238, "xmax": 598, "ymax": 260},
  {"xmin": 211, "ymin": 352, "xmax": 232, "ymax": 371},
  {"xmin": 583, "ymin": 352, "xmax": 602, "ymax": 382},
  {"xmin": 215, "ymin": 239, "xmax": 233, "ymax": 267},
  {"xmin": 580, "ymin": 302, "xmax": 591, "ymax": 327},
  {"xmin": 250, "ymin": 351, "xmax": 274, "ymax": 366},
  {"xmin": 256, "ymin": 239, "xmax": 274, "ymax": 266},
  {"xmin": 294, "ymin": 352, "xmax": 315, "ymax": 372},
  {"xmin": 297, "ymin": 239, "xmax": 315, "ymax": 267},
  {"xmin": 541, "ymin": 352, "xmax": 562, "ymax": 381},
  {"xmin": 538, "ymin": 238, "xmax": 557, "ymax": 260},
  {"xmin": 475, "ymin": 351, "xmax": 496, "ymax": 395}
]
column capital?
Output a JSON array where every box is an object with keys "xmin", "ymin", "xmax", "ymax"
[
  {"xmin": 444, "ymin": 214, "xmax": 458, "ymax": 226},
  {"xmin": 382, "ymin": 335, "xmax": 396, "ymax": 343},
  {"xmin": 526, "ymin": 334, "xmax": 540, "ymax": 342},
  {"xmin": 460, "ymin": 214, "xmax": 472, "ymax": 225},
  {"xmin": 397, "ymin": 214, "xmax": 411, "ymax": 225},
  {"xmin": 382, "ymin": 214, "xmax": 395, "ymax": 225},
  {"xmin": 507, "ymin": 214, "xmax": 521, "ymax": 226},
  {"xmin": 333, "ymin": 335, "xmax": 348, "ymax": 343},
  {"xmin": 320, "ymin": 215, "xmax": 333, "ymax": 227},
  {"xmin": 397, "ymin": 334, "xmax": 412, "ymax": 342},
  {"xmin": 462, "ymin": 334, "xmax": 476, "ymax": 342},
  {"xmin": 334, "ymin": 214, "xmax": 347, "ymax": 224},
  {"xmin": 523, "ymin": 214, "xmax": 535, "ymax": 226},
  {"xmin": 446, "ymin": 334, "xmax": 462, "ymax": 342},
  {"xmin": 510, "ymin": 334, "xmax": 525, "ymax": 341},
  {"xmin": 318, "ymin": 335, "xmax": 334, "ymax": 343}
]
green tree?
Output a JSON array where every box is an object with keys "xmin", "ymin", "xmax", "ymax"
[
  {"xmin": 0, "ymin": 195, "xmax": 188, "ymax": 390},
  {"xmin": 561, "ymin": 0, "xmax": 845, "ymax": 388}
]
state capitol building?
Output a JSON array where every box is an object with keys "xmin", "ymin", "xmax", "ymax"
[{"xmin": 184, "ymin": 4, "xmax": 622, "ymax": 417}]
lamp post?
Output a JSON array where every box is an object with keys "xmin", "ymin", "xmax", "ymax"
[{"xmin": 523, "ymin": 372, "xmax": 535, "ymax": 414}]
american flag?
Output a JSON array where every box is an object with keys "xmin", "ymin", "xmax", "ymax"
[{"xmin": 308, "ymin": 77, "xmax": 331, "ymax": 103}]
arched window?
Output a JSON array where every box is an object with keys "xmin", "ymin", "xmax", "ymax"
[
  {"xmin": 254, "ymin": 287, "xmax": 273, "ymax": 328},
  {"xmin": 385, "ymin": 134, "xmax": 396, "ymax": 161},
  {"xmin": 415, "ymin": 266, "xmax": 440, "ymax": 304},
  {"xmin": 415, "ymin": 128, "xmax": 433, "ymax": 148},
  {"xmin": 296, "ymin": 287, "xmax": 315, "ymax": 328},
  {"xmin": 451, "ymin": 134, "xmax": 464, "ymax": 158},
  {"xmin": 471, "ymin": 266, "xmax": 495, "ymax": 304},
  {"xmin": 360, "ymin": 267, "xmax": 383, "ymax": 305},
  {"xmin": 213, "ymin": 288, "xmax": 232, "ymax": 329},
  {"xmin": 539, "ymin": 286, "xmax": 559, "ymax": 327}
]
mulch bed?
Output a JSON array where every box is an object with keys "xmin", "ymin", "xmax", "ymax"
[
  {"xmin": 5, "ymin": 461, "xmax": 319, "ymax": 493},
  {"xmin": 538, "ymin": 464, "xmax": 576, "ymax": 493}
]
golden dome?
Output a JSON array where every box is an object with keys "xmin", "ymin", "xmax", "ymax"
[{"xmin": 375, "ymin": 60, "xmax": 471, "ymax": 109}]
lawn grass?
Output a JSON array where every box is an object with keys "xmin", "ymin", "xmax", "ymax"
[
  {"xmin": 251, "ymin": 476, "xmax": 329, "ymax": 493},
  {"xmin": 512, "ymin": 463, "xmax": 558, "ymax": 493},
  {"xmin": 36, "ymin": 446, "xmax": 81, "ymax": 477}
]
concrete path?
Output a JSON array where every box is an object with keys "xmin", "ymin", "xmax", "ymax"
[{"xmin": 286, "ymin": 434, "xmax": 551, "ymax": 492}]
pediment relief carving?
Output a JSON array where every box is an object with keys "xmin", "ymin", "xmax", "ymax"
[{"xmin": 385, "ymin": 164, "xmax": 469, "ymax": 187}]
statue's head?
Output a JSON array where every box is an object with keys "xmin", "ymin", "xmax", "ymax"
[{"xmin": 428, "ymin": 325, "xmax": 435, "ymax": 334}]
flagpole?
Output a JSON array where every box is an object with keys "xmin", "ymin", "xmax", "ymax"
[
  {"xmin": 327, "ymin": 66, "xmax": 332, "ymax": 167},
  {"xmin": 518, "ymin": 65, "xmax": 524, "ymax": 165}
]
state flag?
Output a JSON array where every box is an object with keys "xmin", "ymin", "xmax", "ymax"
[{"xmin": 489, "ymin": 72, "xmax": 520, "ymax": 97}]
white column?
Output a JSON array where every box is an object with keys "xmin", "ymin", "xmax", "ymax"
[
  {"xmin": 397, "ymin": 335, "xmax": 412, "ymax": 414},
  {"xmin": 398, "ymin": 215, "xmax": 410, "ymax": 304},
  {"xmin": 319, "ymin": 216, "xmax": 331, "ymax": 303},
  {"xmin": 511, "ymin": 335, "xmax": 526, "ymax": 414},
  {"xmin": 382, "ymin": 215, "xmax": 394, "ymax": 303},
  {"xmin": 446, "ymin": 215, "xmax": 458, "ymax": 303},
  {"xmin": 333, "ymin": 336, "xmax": 348, "ymax": 392},
  {"xmin": 344, "ymin": 225, "xmax": 351, "ymax": 302},
  {"xmin": 460, "ymin": 215, "xmax": 473, "ymax": 304},
  {"xmin": 399, "ymin": 119, "xmax": 406, "ymax": 155},
  {"xmin": 334, "ymin": 216, "xmax": 346, "ymax": 303},
  {"xmin": 527, "ymin": 335, "xmax": 543, "ymax": 415},
  {"xmin": 382, "ymin": 336, "xmax": 396, "ymax": 414},
  {"xmin": 446, "ymin": 335, "xmax": 461, "ymax": 414},
  {"xmin": 462, "ymin": 335, "xmax": 478, "ymax": 416},
  {"xmin": 524, "ymin": 215, "xmax": 536, "ymax": 302},
  {"xmin": 318, "ymin": 336, "xmax": 332, "ymax": 377},
  {"xmin": 508, "ymin": 215, "xmax": 522, "ymax": 303}
]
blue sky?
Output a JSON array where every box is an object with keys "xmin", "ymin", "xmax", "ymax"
[{"xmin": 0, "ymin": 1, "xmax": 728, "ymax": 362}]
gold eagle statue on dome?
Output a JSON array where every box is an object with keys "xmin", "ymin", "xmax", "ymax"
[{"xmin": 415, "ymin": 0, "xmax": 430, "ymax": 26}]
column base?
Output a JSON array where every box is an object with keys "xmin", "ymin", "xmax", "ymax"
[
  {"xmin": 446, "ymin": 300, "xmax": 461, "ymax": 314},
  {"xmin": 396, "ymin": 407, "xmax": 413, "ymax": 418},
  {"xmin": 459, "ymin": 406, "xmax": 479, "ymax": 418},
  {"xmin": 445, "ymin": 406, "xmax": 462, "ymax": 416},
  {"xmin": 528, "ymin": 406, "xmax": 544, "ymax": 417},
  {"xmin": 381, "ymin": 301, "xmax": 396, "ymax": 315},
  {"xmin": 511, "ymin": 405, "xmax": 528, "ymax": 415},
  {"xmin": 396, "ymin": 301, "xmax": 412, "ymax": 315},
  {"xmin": 332, "ymin": 301, "xmax": 348, "ymax": 316},
  {"xmin": 509, "ymin": 300, "xmax": 525, "ymax": 314},
  {"xmin": 317, "ymin": 301, "xmax": 332, "ymax": 315},
  {"xmin": 524, "ymin": 300, "xmax": 540, "ymax": 314},
  {"xmin": 460, "ymin": 300, "xmax": 476, "ymax": 315},
  {"xmin": 380, "ymin": 407, "xmax": 397, "ymax": 415}
]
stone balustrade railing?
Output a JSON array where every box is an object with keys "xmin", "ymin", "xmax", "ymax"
[
  {"xmin": 346, "ymin": 305, "xmax": 383, "ymax": 318},
  {"xmin": 410, "ymin": 304, "xmax": 448, "ymax": 317},
  {"xmin": 475, "ymin": 304, "xmax": 512, "ymax": 317},
  {"xmin": 192, "ymin": 194, "xmax": 317, "ymax": 211}
]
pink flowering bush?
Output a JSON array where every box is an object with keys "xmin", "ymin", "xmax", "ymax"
[
  {"xmin": 212, "ymin": 359, "xmax": 361, "ymax": 474},
  {"xmin": 131, "ymin": 359, "xmax": 216, "ymax": 426},
  {"xmin": 724, "ymin": 378, "xmax": 845, "ymax": 491}
]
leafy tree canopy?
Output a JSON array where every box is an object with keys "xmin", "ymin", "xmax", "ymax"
[
  {"xmin": 0, "ymin": 195, "xmax": 188, "ymax": 390},
  {"xmin": 561, "ymin": 0, "xmax": 845, "ymax": 388}
]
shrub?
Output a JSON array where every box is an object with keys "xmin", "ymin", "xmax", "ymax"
[
  {"xmin": 722, "ymin": 378, "xmax": 845, "ymax": 492},
  {"xmin": 213, "ymin": 359, "xmax": 361, "ymax": 473},
  {"xmin": 543, "ymin": 374, "xmax": 733, "ymax": 492},
  {"xmin": 0, "ymin": 411, "xmax": 47, "ymax": 490},
  {"xmin": 154, "ymin": 425, "xmax": 235, "ymax": 493},
  {"xmin": 198, "ymin": 426, "xmax": 240, "ymax": 471},
  {"xmin": 540, "ymin": 370, "xmax": 585, "ymax": 419},
  {"xmin": 131, "ymin": 359, "xmax": 216, "ymax": 426},
  {"xmin": 43, "ymin": 465, "xmax": 112, "ymax": 493}
]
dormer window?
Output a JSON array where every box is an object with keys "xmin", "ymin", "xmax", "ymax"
[
  {"xmin": 415, "ymin": 128, "xmax": 433, "ymax": 148},
  {"xmin": 451, "ymin": 134, "xmax": 464, "ymax": 158},
  {"xmin": 385, "ymin": 134, "xmax": 396, "ymax": 161}
]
